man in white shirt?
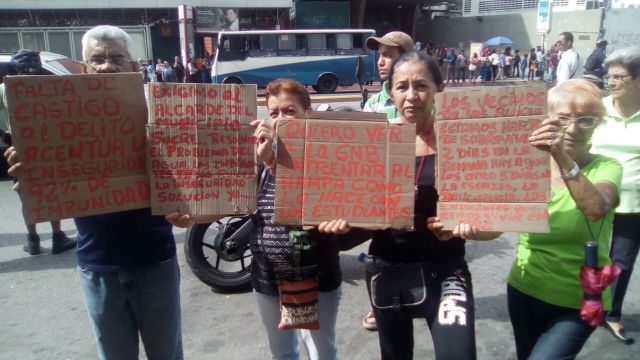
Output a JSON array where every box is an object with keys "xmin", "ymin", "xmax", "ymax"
[{"xmin": 555, "ymin": 32, "xmax": 583, "ymax": 86}]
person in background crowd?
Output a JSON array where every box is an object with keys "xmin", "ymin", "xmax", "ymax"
[
  {"xmin": 583, "ymin": 39, "xmax": 608, "ymax": 89},
  {"xmin": 556, "ymin": 31, "xmax": 583, "ymax": 86},
  {"xmin": 138, "ymin": 58, "xmax": 148, "ymax": 83},
  {"xmin": 456, "ymin": 49, "xmax": 467, "ymax": 83},
  {"xmin": 187, "ymin": 58, "xmax": 197, "ymax": 83},
  {"xmin": 504, "ymin": 47, "xmax": 513, "ymax": 78},
  {"xmin": 199, "ymin": 58, "xmax": 212, "ymax": 83},
  {"xmin": 430, "ymin": 79, "xmax": 621, "ymax": 359},
  {"xmin": 489, "ymin": 49, "xmax": 499, "ymax": 82},
  {"xmin": 446, "ymin": 48, "xmax": 457, "ymax": 83},
  {"xmin": 547, "ymin": 45, "xmax": 560, "ymax": 87},
  {"xmin": 497, "ymin": 49, "xmax": 506, "ymax": 80},
  {"xmin": 480, "ymin": 47, "xmax": 491, "ymax": 83},
  {"xmin": 364, "ymin": 51, "xmax": 477, "ymax": 359},
  {"xmin": 591, "ymin": 46, "xmax": 640, "ymax": 345},
  {"xmin": 536, "ymin": 46, "xmax": 546, "ymax": 80},
  {"xmin": 5, "ymin": 26, "xmax": 183, "ymax": 359},
  {"xmin": 362, "ymin": 31, "xmax": 415, "ymax": 330},
  {"xmin": 528, "ymin": 49, "xmax": 537, "ymax": 81},
  {"xmin": 146, "ymin": 58, "xmax": 157, "ymax": 82},
  {"xmin": 173, "ymin": 56, "xmax": 185, "ymax": 83},
  {"xmin": 520, "ymin": 52, "xmax": 528, "ymax": 80},
  {"xmin": 155, "ymin": 57, "xmax": 164, "ymax": 82},
  {"xmin": 469, "ymin": 52, "xmax": 480, "ymax": 83},
  {"xmin": 0, "ymin": 49, "xmax": 77, "ymax": 256},
  {"xmin": 162, "ymin": 61, "xmax": 178, "ymax": 83},
  {"xmin": 513, "ymin": 49, "xmax": 521, "ymax": 78},
  {"xmin": 426, "ymin": 41, "xmax": 435, "ymax": 56}
]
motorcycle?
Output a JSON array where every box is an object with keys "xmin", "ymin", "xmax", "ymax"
[{"xmin": 185, "ymin": 60, "xmax": 370, "ymax": 292}]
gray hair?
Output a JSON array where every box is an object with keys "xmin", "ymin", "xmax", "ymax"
[
  {"xmin": 604, "ymin": 46, "xmax": 640, "ymax": 78},
  {"xmin": 81, "ymin": 25, "xmax": 134, "ymax": 60}
]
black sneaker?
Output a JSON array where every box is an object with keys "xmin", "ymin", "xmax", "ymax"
[
  {"xmin": 51, "ymin": 232, "xmax": 77, "ymax": 254},
  {"xmin": 23, "ymin": 233, "xmax": 41, "ymax": 255}
]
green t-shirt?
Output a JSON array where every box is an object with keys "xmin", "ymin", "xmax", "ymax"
[
  {"xmin": 508, "ymin": 155, "xmax": 622, "ymax": 310},
  {"xmin": 363, "ymin": 81, "xmax": 400, "ymax": 122}
]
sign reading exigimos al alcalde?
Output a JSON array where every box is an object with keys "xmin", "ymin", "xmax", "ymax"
[{"xmin": 146, "ymin": 83, "xmax": 258, "ymax": 216}]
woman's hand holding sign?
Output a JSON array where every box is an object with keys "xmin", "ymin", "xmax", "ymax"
[
  {"xmin": 250, "ymin": 119, "xmax": 277, "ymax": 166},
  {"xmin": 427, "ymin": 217, "xmax": 501, "ymax": 241}
]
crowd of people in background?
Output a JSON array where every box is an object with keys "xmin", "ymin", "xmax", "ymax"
[
  {"xmin": 415, "ymin": 34, "xmax": 594, "ymax": 88},
  {"xmin": 140, "ymin": 54, "xmax": 212, "ymax": 84}
]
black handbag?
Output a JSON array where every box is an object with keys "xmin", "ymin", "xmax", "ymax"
[{"xmin": 366, "ymin": 256, "xmax": 428, "ymax": 317}]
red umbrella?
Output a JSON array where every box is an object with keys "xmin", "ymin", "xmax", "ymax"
[{"xmin": 580, "ymin": 242, "xmax": 621, "ymax": 327}]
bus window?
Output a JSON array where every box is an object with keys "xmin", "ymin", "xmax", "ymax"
[
  {"xmin": 326, "ymin": 34, "xmax": 337, "ymax": 50},
  {"xmin": 260, "ymin": 35, "xmax": 277, "ymax": 50},
  {"xmin": 218, "ymin": 36, "xmax": 247, "ymax": 61},
  {"xmin": 336, "ymin": 34, "xmax": 353, "ymax": 49},
  {"xmin": 353, "ymin": 33, "xmax": 365, "ymax": 49},
  {"xmin": 278, "ymin": 34, "xmax": 295, "ymax": 50},
  {"xmin": 295, "ymin": 35, "xmax": 307, "ymax": 50},
  {"xmin": 308, "ymin": 34, "xmax": 325, "ymax": 49}
]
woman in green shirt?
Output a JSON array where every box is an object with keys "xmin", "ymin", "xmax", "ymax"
[{"xmin": 429, "ymin": 79, "xmax": 622, "ymax": 359}]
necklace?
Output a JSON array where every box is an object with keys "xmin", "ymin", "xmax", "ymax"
[{"xmin": 415, "ymin": 130, "xmax": 432, "ymax": 191}]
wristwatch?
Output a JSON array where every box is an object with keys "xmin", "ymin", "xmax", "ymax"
[{"xmin": 560, "ymin": 161, "xmax": 580, "ymax": 180}]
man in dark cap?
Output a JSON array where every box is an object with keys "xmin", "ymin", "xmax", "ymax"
[
  {"xmin": 583, "ymin": 38, "xmax": 608, "ymax": 88},
  {"xmin": 0, "ymin": 49, "xmax": 77, "ymax": 256}
]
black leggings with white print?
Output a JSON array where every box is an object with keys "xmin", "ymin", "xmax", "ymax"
[{"xmin": 366, "ymin": 260, "xmax": 476, "ymax": 360}]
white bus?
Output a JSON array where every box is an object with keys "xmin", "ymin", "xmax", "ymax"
[{"xmin": 212, "ymin": 29, "xmax": 378, "ymax": 93}]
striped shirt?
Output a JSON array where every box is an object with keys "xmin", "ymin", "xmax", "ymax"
[
  {"xmin": 363, "ymin": 81, "xmax": 400, "ymax": 123},
  {"xmin": 251, "ymin": 170, "xmax": 341, "ymax": 295}
]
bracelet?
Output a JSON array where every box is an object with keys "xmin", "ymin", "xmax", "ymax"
[
  {"xmin": 264, "ymin": 154, "xmax": 276, "ymax": 171},
  {"xmin": 560, "ymin": 161, "xmax": 580, "ymax": 180}
]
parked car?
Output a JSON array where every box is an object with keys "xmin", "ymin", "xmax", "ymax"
[{"xmin": 0, "ymin": 51, "xmax": 82, "ymax": 177}]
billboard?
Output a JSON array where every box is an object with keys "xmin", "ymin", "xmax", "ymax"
[{"xmin": 195, "ymin": 7, "xmax": 242, "ymax": 32}]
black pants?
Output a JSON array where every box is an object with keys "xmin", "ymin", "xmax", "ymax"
[
  {"xmin": 508, "ymin": 285, "xmax": 594, "ymax": 360},
  {"xmin": 607, "ymin": 213, "xmax": 640, "ymax": 322},
  {"xmin": 366, "ymin": 260, "xmax": 476, "ymax": 360}
]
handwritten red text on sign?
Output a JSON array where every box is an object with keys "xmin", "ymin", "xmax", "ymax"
[
  {"xmin": 274, "ymin": 112, "xmax": 415, "ymax": 229},
  {"xmin": 147, "ymin": 83, "xmax": 258, "ymax": 215}
]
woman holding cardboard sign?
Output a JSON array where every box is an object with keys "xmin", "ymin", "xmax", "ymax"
[
  {"xmin": 168, "ymin": 78, "xmax": 368, "ymax": 360},
  {"xmin": 330, "ymin": 51, "xmax": 479, "ymax": 359},
  {"xmin": 428, "ymin": 79, "xmax": 622, "ymax": 359}
]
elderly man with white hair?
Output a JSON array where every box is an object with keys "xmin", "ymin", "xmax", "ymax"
[{"xmin": 5, "ymin": 25, "xmax": 183, "ymax": 359}]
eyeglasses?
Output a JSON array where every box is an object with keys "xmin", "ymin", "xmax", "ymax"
[
  {"xmin": 556, "ymin": 115, "xmax": 599, "ymax": 129},
  {"xmin": 85, "ymin": 56, "xmax": 133, "ymax": 68},
  {"xmin": 604, "ymin": 73, "xmax": 632, "ymax": 82}
]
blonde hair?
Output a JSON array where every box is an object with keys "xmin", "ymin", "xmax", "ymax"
[{"xmin": 548, "ymin": 79, "xmax": 605, "ymax": 120}]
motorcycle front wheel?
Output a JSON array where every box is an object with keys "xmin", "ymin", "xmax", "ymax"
[{"xmin": 184, "ymin": 218, "xmax": 253, "ymax": 293}]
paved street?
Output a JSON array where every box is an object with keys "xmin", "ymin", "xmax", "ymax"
[
  {"xmin": 0, "ymin": 99, "xmax": 638, "ymax": 359},
  {"xmin": 2, "ymin": 186, "xmax": 638, "ymax": 359}
]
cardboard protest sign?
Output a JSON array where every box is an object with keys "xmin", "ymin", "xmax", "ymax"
[
  {"xmin": 147, "ymin": 83, "xmax": 257, "ymax": 215},
  {"xmin": 5, "ymin": 73, "xmax": 149, "ymax": 223},
  {"xmin": 273, "ymin": 111, "xmax": 415, "ymax": 229},
  {"xmin": 434, "ymin": 83, "xmax": 551, "ymax": 232}
]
